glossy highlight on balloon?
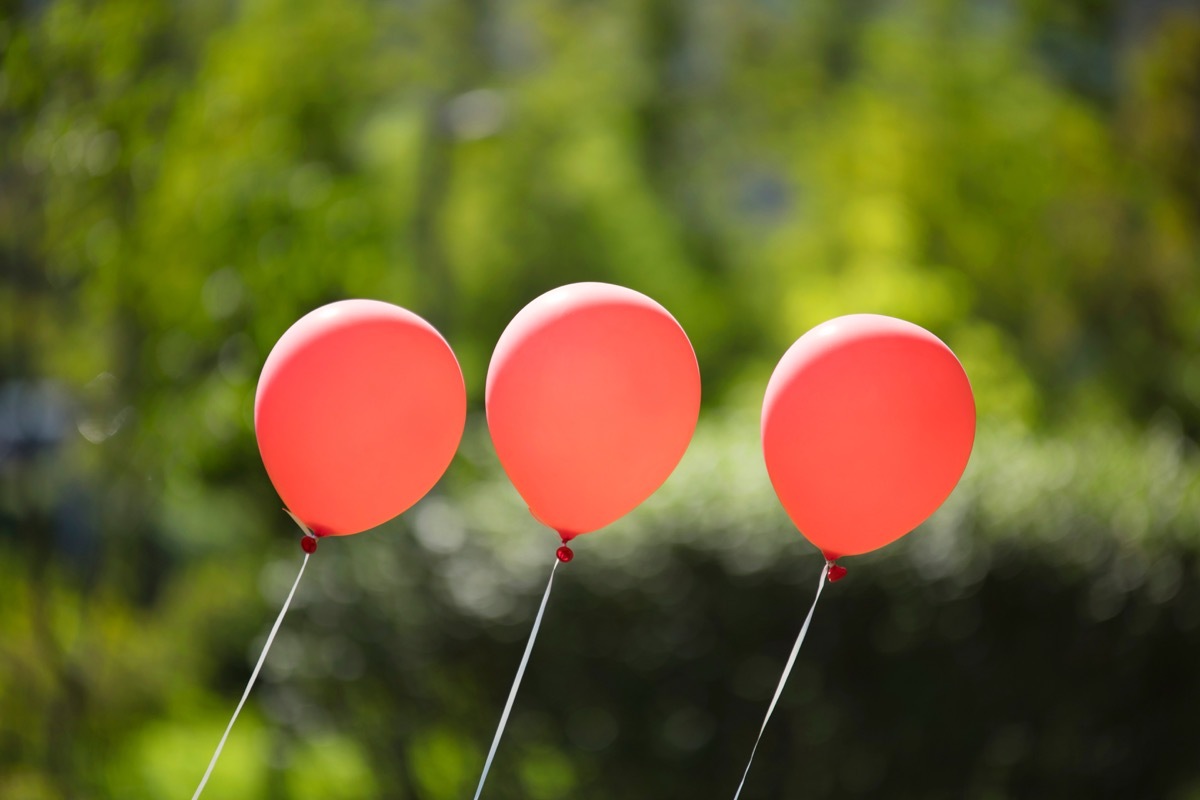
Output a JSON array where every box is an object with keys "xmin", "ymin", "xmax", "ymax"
[
  {"xmin": 486, "ymin": 283, "xmax": 701, "ymax": 539},
  {"xmin": 255, "ymin": 299, "xmax": 466, "ymax": 536},
  {"xmin": 761, "ymin": 314, "xmax": 975, "ymax": 559}
]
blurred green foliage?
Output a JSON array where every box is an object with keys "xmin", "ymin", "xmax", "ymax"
[{"xmin": 3, "ymin": 0, "xmax": 1200, "ymax": 797}]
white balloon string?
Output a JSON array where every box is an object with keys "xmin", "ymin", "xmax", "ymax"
[
  {"xmin": 192, "ymin": 551, "xmax": 311, "ymax": 800},
  {"xmin": 732, "ymin": 560, "xmax": 831, "ymax": 800},
  {"xmin": 472, "ymin": 555, "xmax": 561, "ymax": 800}
]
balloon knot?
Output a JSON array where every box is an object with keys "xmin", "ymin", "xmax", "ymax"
[
  {"xmin": 556, "ymin": 545, "xmax": 574, "ymax": 563},
  {"xmin": 300, "ymin": 533, "xmax": 318, "ymax": 554},
  {"xmin": 827, "ymin": 562, "xmax": 847, "ymax": 583}
]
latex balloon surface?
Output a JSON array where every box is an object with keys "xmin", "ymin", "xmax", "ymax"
[
  {"xmin": 761, "ymin": 314, "xmax": 975, "ymax": 559},
  {"xmin": 255, "ymin": 300, "xmax": 465, "ymax": 536},
  {"xmin": 486, "ymin": 283, "xmax": 701, "ymax": 539}
]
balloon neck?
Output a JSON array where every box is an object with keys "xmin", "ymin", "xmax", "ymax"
[
  {"xmin": 557, "ymin": 530, "xmax": 579, "ymax": 543},
  {"xmin": 300, "ymin": 532, "xmax": 318, "ymax": 554},
  {"xmin": 826, "ymin": 561, "xmax": 847, "ymax": 583},
  {"xmin": 285, "ymin": 508, "xmax": 321, "ymax": 553}
]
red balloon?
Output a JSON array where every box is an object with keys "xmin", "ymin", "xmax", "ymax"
[
  {"xmin": 761, "ymin": 314, "xmax": 975, "ymax": 559},
  {"xmin": 255, "ymin": 300, "xmax": 466, "ymax": 536},
  {"xmin": 486, "ymin": 283, "xmax": 701, "ymax": 540}
]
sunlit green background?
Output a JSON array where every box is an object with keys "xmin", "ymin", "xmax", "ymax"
[{"xmin": 4, "ymin": 0, "xmax": 1200, "ymax": 797}]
